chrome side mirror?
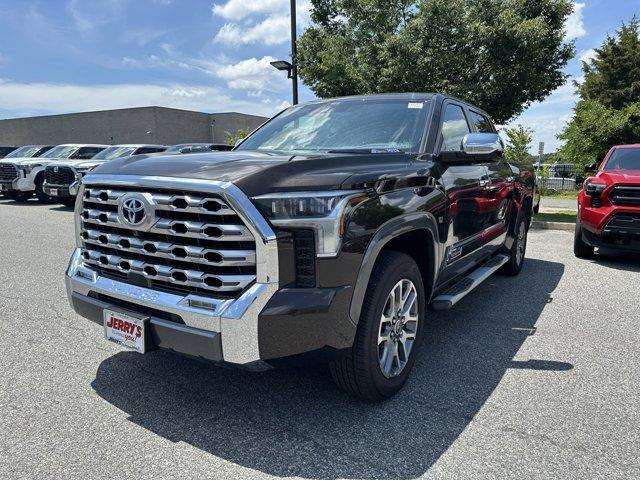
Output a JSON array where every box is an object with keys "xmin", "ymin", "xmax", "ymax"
[{"xmin": 462, "ymin": 133, "xmax": 504, "ymax": 157}]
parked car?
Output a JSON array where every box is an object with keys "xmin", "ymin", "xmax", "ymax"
[
  {"xmin": 0, "ymin": 144, "xmax": 108, "ymax": 202},
  {"xmin": 65, "ymin": 94, "xmax": 535, "ymax": 401},
  {"xmin": 165, "ymin": 143, "xmax": 234, "ymax": 154},
  {"xmin": 575, "ymin": 144, "xmax": 640, "ymax": 258},
  {"xmin": 3, "ymin": 145, "xmax": 56, "ymax": 160},
  {"xmin": 0, "ymin": 146, "xmax": 18, "ymax": 158},
  {"xmin": 43, "ymin": 144, "xmax": 167, "ymax": 207}
]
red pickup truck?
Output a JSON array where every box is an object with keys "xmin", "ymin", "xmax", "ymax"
[{"xmin": 575, "ymin": 144, "xmax": 640, "ymax": 257}]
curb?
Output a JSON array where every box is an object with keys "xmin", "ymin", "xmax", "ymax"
[{"xmin": 531, "ymin": 221, "xmax": 575, "ymax": 232}]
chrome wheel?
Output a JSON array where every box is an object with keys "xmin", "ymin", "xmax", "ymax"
[
  {"xmin": 378, "ymin": 279, "xmax": 419, "ymax": 378},
  {"xmin": 515, "ymin": 221, "xmax": 527, "ymax": 266}
]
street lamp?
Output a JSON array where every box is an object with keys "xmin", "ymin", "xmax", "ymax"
[{"xmin": 270, "ymin": 0, "xmax": 299, "ymax": 105}]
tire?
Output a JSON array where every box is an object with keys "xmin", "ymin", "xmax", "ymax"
[
  {"xmin": 6, "ymin": 191, "xmax": 33, "ymax": 201},
  {"xmin": 574, "ymin": 221, "xmax": 595, "ymax": 259},
  {"xmin": 330, "ymin": 251, "xmax": 426, "ymax": 402},
  {"xmin": 35, "ymin": 177, "xmax": 55, "ymax": 203},
  {"xmin": 533, "ymin": 200, "xmax": 540, "ymax": 214},
  {"xmin": 500, "ymin": 215, "xmax": 528, "ymax": 276},
  {"xmin": 60, "ymin": 197, "xmax": 76, "ymax": 208}
]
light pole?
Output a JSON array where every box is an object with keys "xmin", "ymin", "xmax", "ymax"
[{"xmin": 270, "ymin": 0, "xmax": 299, "ymax": 105}]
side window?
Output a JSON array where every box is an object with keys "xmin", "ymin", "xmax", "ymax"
[
  {"xmin": 136, "ymin": 147, "xmax": 164, "ymax": 154},
  {"xmin": 440, "ymin": 104, "xmax": 470, "ymax": 152},
  {"xmin": 73, "ymin": 147, "xmax": 104, "ymax": 159},
  {"xmin": 469, "ymin": 111, "xmax": 494, "ymax": 133}
]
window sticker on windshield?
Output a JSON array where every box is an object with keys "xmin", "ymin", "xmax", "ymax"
[{"xmin": 408, "ymin": 102, "xmax": 423, "ymax": 109}]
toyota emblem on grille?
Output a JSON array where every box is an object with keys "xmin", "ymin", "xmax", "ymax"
[
  {"xmin": 121, "ymin": 198, "xmax": 146, "ymax": 225},
  {"xmin": 53, "ymin": 166, "xmax": 59, "ymax": 173}
]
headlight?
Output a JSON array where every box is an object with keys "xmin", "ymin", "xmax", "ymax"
[
  {"xmin": 18, "ymin": 164, "xmax": 41, "ymax": 174},
  {"xmin": 252, "ymin": 191, "xmax": 369, "ymax": 257},
  {"xmin": 75, "ymin": 166, "xmax": 94, "ymax": 176},
  {"xmin": 584, "ymin": 178, "xmax": 606, "ymax": 195}
]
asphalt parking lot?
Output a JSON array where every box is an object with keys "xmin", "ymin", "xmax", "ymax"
[{"xmin": 0, "ymin": 198, "xmax": 638, "ymax": 479}]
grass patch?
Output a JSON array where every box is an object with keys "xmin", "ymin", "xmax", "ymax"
[
  {"xmin": 540, "ymin": 190, "xmax": 578, "ymax": 200},
  {"xmin": 534, "ymin": 211, "xmax": 577, "ymax": 224}
]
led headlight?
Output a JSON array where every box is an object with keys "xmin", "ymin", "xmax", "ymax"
[
  {"xmin": 18, "ymin": 164, "xmax": 41, "ymax": 175},
  {"xmin": 252, "ymin": 191, "xmax": 368, "ymax": 257},
  {"xmin": 584, "ymin": 178, "xmax": 606, "ymax": 195}
]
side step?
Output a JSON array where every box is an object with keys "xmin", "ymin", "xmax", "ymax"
[{"xmin": 430, "ymin": 254, "xmax": 509, "ymax": 311}]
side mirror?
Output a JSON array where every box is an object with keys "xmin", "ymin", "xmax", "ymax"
[
  {"xmin": 585, "ymin": 162, "xmax": 598, "ymax": 173},
  {"xmin": 438, "ymin": 133, "xmax": 504, "ymax": 164},
  {"xmin": 462, "ymin": 133, "xmax": 504, "ymax": 157}
]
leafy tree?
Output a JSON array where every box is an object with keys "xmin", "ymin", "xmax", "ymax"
[
  {"xmin": 226, "ymin": 127, "xmax": 251, "ymax": 146},
  {"xmin": 503, "ymin": 125, "xmax": 534, "ymax": 161},
  {"xmin": 503, "ymin": 124, "xmax": 534, "ymax": 162},
  {"xmin": 297, "ymin": 0, "xmax": 575, "ymax": 123},
  {"xmin": 559, "ymin": 20, "xmax": 640, "ymax": 167},
  {"xmin": 579, "ymin": 19, "xmax": 640, "ymax": 110},
  {"xmin": 559, "ymin": 99, "xmax": 640, "ymax": 167}
]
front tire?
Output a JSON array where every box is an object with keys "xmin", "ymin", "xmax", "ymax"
[
  {"xmin": 574, "ymin": 222, "xmax": 595, "ymax": 258},
  {"xmin": 330, "ymin": 251, "xmax": 426, "ymax": 402},
  {"xmin": 500, "ymin": 215, "xmax": 528, "ymax": 276},
  {"xmin": 35, "ymin": 178, "xmax": 55, "ymax": 203},
  {"xmin": 6, "ymin": 191, "xmax": 33, "ymax": 202}
]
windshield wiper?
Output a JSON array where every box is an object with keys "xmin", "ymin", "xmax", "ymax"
[{"xmin": 327, "ymin": 148, "xmax": 405, "ymax": 154}]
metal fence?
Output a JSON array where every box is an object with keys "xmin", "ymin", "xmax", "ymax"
[{"xmin": 537, "ymin": 177, "xmax": 577, "ymax": 191}]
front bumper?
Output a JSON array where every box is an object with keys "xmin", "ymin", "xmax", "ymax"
[
  {"xmin": 0, "ymin": 176, "xmax": 34, "ymax": 192},
  {"xmin": 43, "ymin": 182, "xmax": 73, "ymax": 198},
  {"xmin": 581, "ymin": 213, "xmax": 640, "ymax": 252},
  {"xmin": 66, "ymin": 248, "xmax": 278, "ymax": 368}
]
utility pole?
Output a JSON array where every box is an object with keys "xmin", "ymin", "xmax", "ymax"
[{"xmin": 290, "ymin": 0, "xmax": 299, "ymax": 105}]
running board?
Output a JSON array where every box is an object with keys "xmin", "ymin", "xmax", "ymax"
[{"xmin": 430, "ymin": 254, "xmax": 509, "ymax": 311}]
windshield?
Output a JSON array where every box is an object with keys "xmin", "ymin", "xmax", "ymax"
[
  {"xmin": 236, "ymin": 98, "xmax": 431, "ymax": 154},
  {"xmin": 604, "ymin": 148, "xmax": 640, "ymax": 171},
  {"xmin": 5, "ymin": 146, "xmax": 40, "ymax": 158},
  {"xmin": 166, "ymin": 144, "xmax": 207, "ymax": 153},
  {"xmin": 40, "ymin": 146, "xmax": 78, "ymax": 159},
  {"xmin": 91, "ymin": 146, "xmax": 136, "ymax": 160}
]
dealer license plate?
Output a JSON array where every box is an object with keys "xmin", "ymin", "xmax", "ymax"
[
  {"xmin": 103, "ymin": 309, "xmax": 147, "ymax": 353},
  {"xmin": 49, "ymin": 188, "xmax": 58, "ymax": 196}
]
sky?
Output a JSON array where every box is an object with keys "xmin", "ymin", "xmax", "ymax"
[{"xmin": 0, "ymin": 0, "xmax": 638, "ymax": 153}]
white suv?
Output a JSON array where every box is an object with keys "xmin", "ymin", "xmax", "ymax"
[{"xmin": 0, "ymin": 144, "xmax": 107, "ymax": 202}]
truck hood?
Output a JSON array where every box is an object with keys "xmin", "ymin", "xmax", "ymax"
[
  {"xmin": 89, "ymin": 150, "xmax": 416, "ymax": 197},
  {"xmin": 49, "ymin": 159, "xmax": 106, "ymax": 168},
  {"xmin": 0, "ymin": 157, "xmax": 63, "ymax": 167},
  {"xmin": 597, "ymin": 170, "xmax": 640, "ymax": 184}
]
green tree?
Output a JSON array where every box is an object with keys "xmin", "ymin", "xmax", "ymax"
[
  {"xmin": 503, "ymin": 125, "xmax": 534, "ymax": 162},
  {"xmin": 226, "ymin": 127, "xmax": 251, "ymax": 146},
  {"xmin": 559, "ymin": 99, "xmax": 640, "ymax": 167},
  {"xmin": 298, "ymin": 0, "xmax": 575, "ymax": 123},
  {"xmin": 579, "ymin": 19, "xmax": 640, "ymax": 110},
  {"xmin": 559, "ymin": 20, "xmax": 640, "ymax": 167}
]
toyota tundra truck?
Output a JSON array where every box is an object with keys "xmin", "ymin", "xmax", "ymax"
[
  {"xmin": 44, "ymin": 144, "xmax": 167, "ymax": 206},
  {"xmin": 0, "ymin": 144, "xmax": 108, "ymax": 202},
  {"xmin": 65, "ymin": 94, "xmax": 535, "ymax": 401},
  {"xmin": 575, "ymin": 144, "xmax": 640, "ymax": 257}
]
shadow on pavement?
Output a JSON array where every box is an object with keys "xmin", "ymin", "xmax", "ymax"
[
  {"xmin": 592, "ymin": 250, "xmax": 640, "ymax": 272},
  {"xmin": 92, "ymin": 258, "xmax": 567, "ymax": 479}
]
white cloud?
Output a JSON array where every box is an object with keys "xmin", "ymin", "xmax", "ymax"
[
  {"xmin": 0, "ymin": 80, "xmax": 282, "ymax": 118},
  {"xmin": 215, "ymin": 56, "xmax": 281, "ymax": 90},
  {"xmin": 215, "ymin": 16, "xmax": 292, "ymax": 45},
  {"xmin": 212, "ymin": 1, "xmax": 311, "ymax": 46},
  {"xmin": 579, "ymin": 48, "xmax": 597, "ymax": 64},
  {"xmin": 212, "ymin": 0, "xmax": 289, "ymax": 21},
  {"xmin": 506, "ymin": 76, "xmax": 583, "ymax": 153},
  {"xmin": 565, "ymin": 2, "xmax": 586, "ymax": 41}
]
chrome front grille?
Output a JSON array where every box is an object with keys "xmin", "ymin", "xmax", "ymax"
[
  {"xmin": 79, "ymin": 186, "xmax": 258, "ymax": 298},
  {"xmin": 610, "ymin": 186, "xmax": 640, "ymax": 207},
  {"xmin": 0, "ymin": 163, "xmax": 18, "ymax": 183},
  {"xmin": 45, "ymin": 165, "xmax": 76, "ymax": 186}
]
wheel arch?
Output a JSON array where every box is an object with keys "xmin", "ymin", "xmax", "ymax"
[{"xmin": 349, "ymin": 213, "xmax": 440, "ymax": 325}]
